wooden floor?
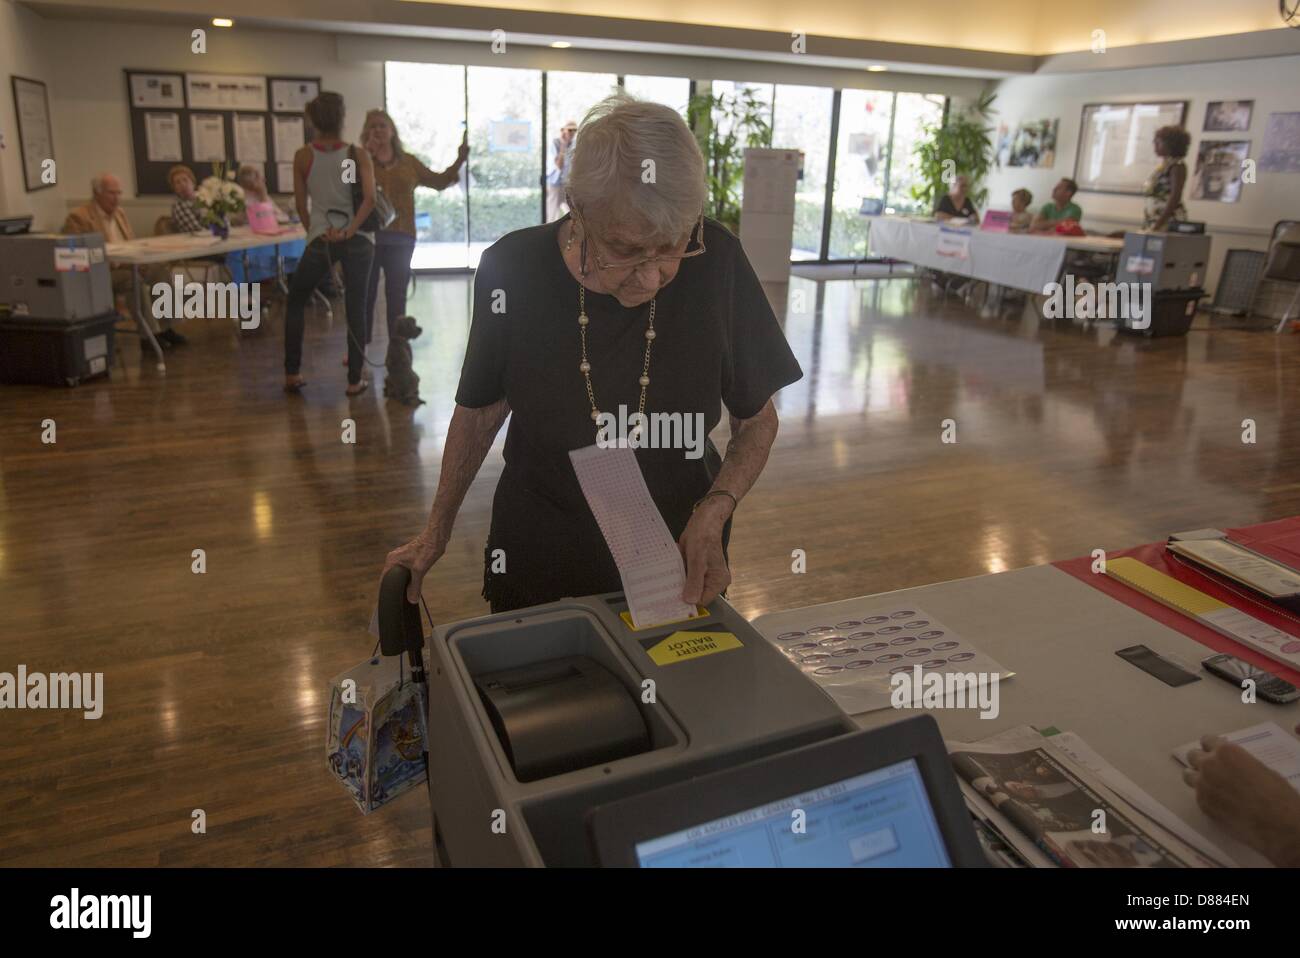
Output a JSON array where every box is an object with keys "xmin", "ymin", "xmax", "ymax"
[{"xmin": 1, "ymin": 275, "xmax": 1298, "ymax": 866}]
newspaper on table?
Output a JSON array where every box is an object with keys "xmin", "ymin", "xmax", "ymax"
[
  {"xmin": 948, "ymin": 726, "xmax": 1217, "ymax": 868},
  {"xmin": 969, "ymin": 814, "xmax": 1027, "ymax": 868},
  {"xmin": 1052, "ymin": 730, "xmax": 1236, "ymax": 867},
  {"xmin": 960, "ymin": 779, "xmax": 1049, "ymax": 868}
]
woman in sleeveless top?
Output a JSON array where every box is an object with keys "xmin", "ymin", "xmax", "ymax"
[
  {"xmin": 1143, "ymin": 125, "xmax": 1190, "ymax": 232},
  {"xmin": 284, "ymin": 92, "xmax": 376, "ymax": 396}
]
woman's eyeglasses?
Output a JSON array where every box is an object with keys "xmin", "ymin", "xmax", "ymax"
[{"xmin": 571, "ymin": 205, "xmax": 706, "ymax": 272}]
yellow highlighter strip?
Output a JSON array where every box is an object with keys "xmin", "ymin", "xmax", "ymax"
[{"xmin": 1104, "ymin": 557, "xmax": 1231, "ymax": 618}]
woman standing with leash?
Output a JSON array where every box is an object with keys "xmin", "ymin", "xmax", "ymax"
[
  {"xmin": 284, "ymin": 91, "xmax": 376, "ymax": 396},
  {"xmin": 360, "ymin": 109, "xmax": 468, "ymax": 347}
]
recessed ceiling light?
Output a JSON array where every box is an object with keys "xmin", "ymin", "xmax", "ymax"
[
  {"xmin": 212, "ymin": 17, "xmax": 234, "ymax": 27},
  {"xmin": 867, "ymin": 65, "xmax": 888, "ymax": 72},
  {"xmin": 551, "ymin": 41, "xmax": 572, "ymax": 48}
]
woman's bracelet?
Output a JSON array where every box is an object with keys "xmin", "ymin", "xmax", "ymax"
[{"xmin": 692, "ymin": 489, "xmax": 738, "ymax": 516}]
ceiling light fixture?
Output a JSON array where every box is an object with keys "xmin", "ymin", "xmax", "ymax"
[{"xmin": 212, "ymin": 17, "xmax": 234, "ymax": 27}]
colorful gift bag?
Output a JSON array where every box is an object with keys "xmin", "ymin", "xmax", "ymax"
[{"xmin": 326, "ymin": 654, "xmax": 427, "ymax": 814}]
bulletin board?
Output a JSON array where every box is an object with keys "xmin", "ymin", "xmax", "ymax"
[
  {"xmin": 1073, "ymin": 100, "xmax": 1188, "ymax": 195},
  {"xmin": 123, "ymin": 70, "xmax": 320, "ymax": 196}
]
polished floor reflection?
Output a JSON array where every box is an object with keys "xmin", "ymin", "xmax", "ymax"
[{"xmin": 1, "ymin": 274, "xmax": 1297, "ymax": 865}]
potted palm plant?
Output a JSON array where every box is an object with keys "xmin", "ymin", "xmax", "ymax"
[
  {"xmin": 911, "ymin": 92, "xmax": 997, "ymax": 213},
  {"xmin": 687, "ymin": 88, "xmax": 772, "ymax": 235}
]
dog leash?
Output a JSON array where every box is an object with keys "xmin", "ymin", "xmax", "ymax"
[{"xmin": 322, "ymin": 210, "xmax": 388, "ymax": 370}]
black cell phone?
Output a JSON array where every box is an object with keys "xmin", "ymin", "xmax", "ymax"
[
  {"xmin": 1115, "ymin": 644, "xmax": 1201, "ymax": 687},
  {"xmin": 1202, "ymin": 653, "xmax": 1300, "ymax": 704}
]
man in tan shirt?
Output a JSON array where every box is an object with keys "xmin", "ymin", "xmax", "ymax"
[
  {"xmin": 62, "ymin": 172, "xmax": 185, "ymax": 346},
  {"xmin": 62, "ymin": 172, "xmax": 133, "ymax": 242}
]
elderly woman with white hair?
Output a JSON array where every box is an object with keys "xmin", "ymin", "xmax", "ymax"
[{"xmin": 384, "ymin": 94, "xmax": 801, "ymax": 613}]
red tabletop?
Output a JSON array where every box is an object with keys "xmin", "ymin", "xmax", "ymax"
[{"xmin": 1054, "ymin": 516, "xmax": 1300, "ymax": 687}]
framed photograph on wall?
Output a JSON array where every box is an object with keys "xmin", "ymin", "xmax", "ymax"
[
  {"xmin": 1259, "ymin": 112, "xmax": 1300, "ymax": 173},
  {"xmin": 10, "ymin": 75, "xmax": 56, "ymax": 192},
  {"xmin": 1204, "ymin": 100, "xmax": 1253, "ymax": 133},
  {"xmin": 1190, "ymin": 140, "xmax": 1250, "ymax": 202},
  {"xmin": 1007, "ymin": 118, "xmax": 1059, "ymax": 168},
  {"xmin": 1073, "ymin": 100, "xmax": 1188, "ymax": 194}
]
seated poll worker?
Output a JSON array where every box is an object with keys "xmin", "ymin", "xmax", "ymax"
[
  {"xmin": 1009, "ymin": 189, "xmax": 1033, "ymax": 232},
  {"xmin": 934, "ymin": 174, "xmax": 980, "ymax": 224},
  {"xmin": 384, "ymin": 94, "xmax": 802, "ymax": 612},
  {"xmin": 167, "ymin": 164, "xmax": 206, "ymax": 233},
  {"xmin": 1031, "ymin": 178, "xmax": 1082, "ymax": 232},
  {"xmin": 233, "ymin": 164, "xmax": 291, "ymax": 225},
  {"xmin": 63, "ymin": 172, "xmax": 184, "ymax": 348}
]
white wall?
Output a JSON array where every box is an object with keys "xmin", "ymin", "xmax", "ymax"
[
  {"xmin": 984, "ymin": 55, "xmax": 1300, "ymax": 294},
  {"xmin": 15, "ymin": 14, "xmax": 383, "ymax": 234},
  {"xmin": 0, "ymin": 0, "xmax": 65, "ymax": 227}
]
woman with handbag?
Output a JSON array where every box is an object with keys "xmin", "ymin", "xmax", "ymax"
[
  {"xmin": 360, "ymin": 109, "xmax": 469, "ymax": 346},
  {"xmin": 284, "ymin": 91, "xmax": 376, "ymax": 396}
]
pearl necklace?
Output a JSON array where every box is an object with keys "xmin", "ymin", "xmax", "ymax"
[{"xmin": 576, "ymin": 277, "xmax": 656, "ymax": 433}]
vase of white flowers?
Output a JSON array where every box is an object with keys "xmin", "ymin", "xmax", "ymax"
[{"xmin": 195, "ymin": 165, "xmax": 246, "ymax": 240}]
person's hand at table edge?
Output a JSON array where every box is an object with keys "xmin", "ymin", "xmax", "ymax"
[{"xmin": 1183, "ymin": 729, "xmax": 1300, "ymax": 868}]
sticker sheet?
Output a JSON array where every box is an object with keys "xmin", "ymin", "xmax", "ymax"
[{"xmin": 757, "ymin": 605, "xmax": 1013, "ymax": 715}]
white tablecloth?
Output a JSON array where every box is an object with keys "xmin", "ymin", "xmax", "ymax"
[
  {"xmin": 867, "ymin": 216, "xmax": 1121, "ymax": 294},
  {"xmin": 106, "ymin": 225, "xmax": 307, "ymax": 266}
]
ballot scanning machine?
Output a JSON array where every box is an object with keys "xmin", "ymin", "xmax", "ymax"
[{"xmin": 379, "ymin": 568, "xmax": 984, "ymax": 868}]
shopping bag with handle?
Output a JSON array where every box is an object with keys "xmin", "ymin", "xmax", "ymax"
[{"xmin": 325, "ymin": 652, "xmax": 427, "ymax": 814}]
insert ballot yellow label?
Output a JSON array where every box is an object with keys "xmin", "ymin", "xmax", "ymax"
[{"xmin": 645, "ymin": 630, "xmax": 743, "ymax": 666}]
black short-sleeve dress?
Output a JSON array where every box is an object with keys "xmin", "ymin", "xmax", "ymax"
[{"xmin": 456, "ymin": 216, "xmax": 803, "ymax": 612}]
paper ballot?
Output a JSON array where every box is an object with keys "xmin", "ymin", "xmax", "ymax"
[
  {"xmin": 1173, "ymin": 722, "xmax": 1300, "ymax": 792},
  {"xmin": 570, "ymin": 444, "xmax": 698, "ymax": 629}
]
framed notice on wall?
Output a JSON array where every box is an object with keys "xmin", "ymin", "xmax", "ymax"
[
  {"xmin": 270, "ymin": 78, "xmax": 318, "ymax": 112},
  {"xmin": 125, "ymin": 69, "xmax": 318, "ymax": 195},
  {"xmin": 129, "ymin": 73, "xmax": 184, "ymax": 108},
  {"xmin": 186, "ymin": 73, "xmax": 267, "ymax": 111},
  {"xmin": 11, "ymin": 76, "xmax": 55, "ymax": 192},
  {"xmin": 1073, "ymin": 101, "xmax": 1188, "ymax": 195}
]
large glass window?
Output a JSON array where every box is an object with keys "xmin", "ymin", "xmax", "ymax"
[
  {"xmin": 772, "ymin": 84, "xmax": 833, "ymax": 260},
  {"xmin": 828, "ymin": 90, "xmax": 894, "ymax": 260},
  {"xmin": 388, "ymin": 60, "xmax": 945, "ymax": 267},
  {"xmin": 886, "ymin": 93, "xmax": 946, "ymax": 214},
  {"xmin": 544, "ymin": 71, "xmax": 619, "ymax": 222},
  {"xmin": 622, "ymin": 75, "xmax": 690, "ymax": 112},
  {"xmin": 546, "ymin": 71, "xmax": 619, "ymax": 131},
  {"xmin": 386, "ymin": 62, "xmax": 468, "ymax": 269},
  {"xmin": 467, "ymin": 66, "xmax": 542, "ymax": 264}
]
